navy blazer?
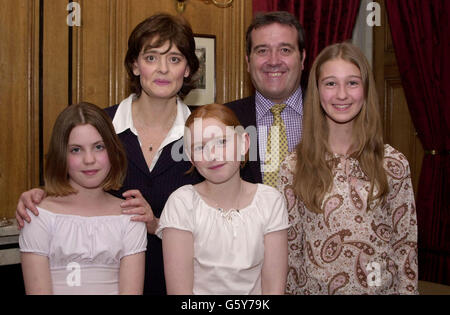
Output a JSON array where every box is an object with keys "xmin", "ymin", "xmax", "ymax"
[
  {"xmin": 226, "ymin": 96, "xmax": 263, "ymax": 184},
  {"xmin": 105, "ymin": 105, "xmax": 201, "ymax": 295}
]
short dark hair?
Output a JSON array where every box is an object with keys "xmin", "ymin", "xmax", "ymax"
[
  {"xmin": 44, "ymin": 102, "xmax": 127, "ymax": 196},
  {"xmin": 246, "ymin": 11, "xmax": 306, "ymax": 58},
  {"xmin": 124, "ymin": 13, "xmax": 199, "ymax": 99}
]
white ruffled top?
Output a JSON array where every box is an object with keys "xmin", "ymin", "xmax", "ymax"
[
  {"xmin": 19, "ymin": 207, "xmax": 147, "ymax": 295},
  {"xmin": 156, "ymin": 184, "xmax": 290, "ymax": 295}
]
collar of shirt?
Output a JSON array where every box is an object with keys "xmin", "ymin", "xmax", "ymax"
[
  {"xmin": 112, "ymin": 93, "xmax": 191, "ymax": 149},
  {"xmin": 255, "ymin": 86, "xmax": 303, "ymax": 121}
]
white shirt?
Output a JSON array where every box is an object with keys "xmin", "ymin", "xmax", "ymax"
[
  {"xmin": 19, "ymin": 207, "xmax": 147, "ymax": 295},
  {"xmin": 112, "ymin": 94, "xmax": 191, "ymax": 172},
  {"xmin": 156, "ymin": 184, "xmax": 290, "ymax": 295}
]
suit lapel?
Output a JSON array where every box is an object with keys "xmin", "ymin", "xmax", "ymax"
[
  {"xmin": 119, "ymin": 130, "xmax": 151, "ymax": 178},
  {"xmin": 234, "ymin": 96, "xmax": 263, "ymax": 184},
  {"xmin": 238, "ymin": 96, "xmax": 257, "ymax": 128},
  {"xmin": 149, "ymin": 138, "xmax": 186, "ymax": 179},
  {"xmin": 245, "ymin": 100, "xmax": 262, "ymax": 184}
]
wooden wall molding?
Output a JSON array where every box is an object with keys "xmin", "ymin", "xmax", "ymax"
[
  {"xmin": 221, "ymin": 0, "xmax": 253, "ymax": 103},
  {"xmin": 28, "ymin": 0, "xmax": 41, "ymax": 190},
  {"xmin": 0, "ymin": 0, "xmax": 40, "ymax": 219}
]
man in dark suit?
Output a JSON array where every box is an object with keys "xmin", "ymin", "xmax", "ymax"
[{"xmin": 226, "ymin": 11, "xmax": 306, "ymax": 185}]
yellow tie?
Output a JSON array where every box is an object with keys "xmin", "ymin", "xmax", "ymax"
[{"xmin": 263, "ymin": 104, "xmax": 288, "ymax": 188}]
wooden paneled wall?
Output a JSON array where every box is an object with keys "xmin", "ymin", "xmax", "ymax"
[
  {"xmin": 2, "ymin": 0, "xmax": 424, "ymax": 222},
  {"xmin": 0, "ymin": 0, "xmax": 40, "ymax": 221},
  {"xmin": 0, "ymin": 0, "xmax": 253, "ymax": 219}
]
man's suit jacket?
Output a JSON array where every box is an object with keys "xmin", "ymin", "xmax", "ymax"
[
  {"xmin": 105, "ymin": 105, "xmax": 201, "ymax": 295},
  {"xmin": 226, "ymin": 96, "xmax": 263, "ymax": 184}
]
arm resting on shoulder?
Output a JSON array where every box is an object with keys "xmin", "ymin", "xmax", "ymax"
[{"xmin": 16, "ymin": 188, "xmax": 46, "ymax": 228}]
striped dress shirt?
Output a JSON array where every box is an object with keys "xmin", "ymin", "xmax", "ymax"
[{"xmin": 255, "ymin": 87, "xmax": 303, "ymax": 173}]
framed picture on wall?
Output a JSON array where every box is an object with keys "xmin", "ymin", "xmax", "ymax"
[{"xmin": 184, "ymin": 34, "xmax": 216, "ymax": 106}]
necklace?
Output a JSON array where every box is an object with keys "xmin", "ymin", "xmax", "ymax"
[{"xmin": 148, "ymin": 108, "xmax": 177, "ymax": 152}]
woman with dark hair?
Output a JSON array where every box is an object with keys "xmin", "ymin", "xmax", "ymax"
[{"xmin": 16, "ymin": 13, "xmax": 201, "ymax": 295}]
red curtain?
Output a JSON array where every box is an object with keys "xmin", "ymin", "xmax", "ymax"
[
  {"xmin": 252, "ymin": 0, "xmax": 361, "ymax": 89},
  {"xmin": 386, "ymin": 0, "xmax": 450, "ymax": 285}
]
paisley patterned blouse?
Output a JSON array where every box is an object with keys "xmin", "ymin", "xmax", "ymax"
[{"xmin": 279, "ymin": 144, "xmax": 418, "ymax": 295}]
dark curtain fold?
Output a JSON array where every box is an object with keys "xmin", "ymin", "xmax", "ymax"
[
  {"xmin": 252, "ymin": 0, "xmax": 361, "ymax": 89},
  {"xmin": 386, "ymin": 0, "xmax": 450, "ymax": 285}
]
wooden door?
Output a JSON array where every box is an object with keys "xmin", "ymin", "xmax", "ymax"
[{"xmin": 373, "ymin": 0, "xmax": 424, "ymax": 197}]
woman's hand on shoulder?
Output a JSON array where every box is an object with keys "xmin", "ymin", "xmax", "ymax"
[
  {"xmin": 16, "ymin": 188, "xmax": 46, "ymax": 229},
  {"xmin": 121, "ymin": 189, "xmax": 159, "ymax": 234}
]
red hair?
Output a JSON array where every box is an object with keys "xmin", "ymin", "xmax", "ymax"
[{"xmin": 184, "ymin": 103, "xmax": 249, "ymax": 173}]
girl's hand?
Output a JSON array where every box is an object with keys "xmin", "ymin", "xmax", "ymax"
[
  {"xmin": 16, "ymin": 188, "xmax": 46, "ymax": 229},
  {"xmin": 121, "ymin": 190, "xmax": 159, "ymax": 234}
]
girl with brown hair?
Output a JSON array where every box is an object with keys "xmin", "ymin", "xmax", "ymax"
[
  {"xmin": 279, "ymin": 42, "xmax": 418, "ymax": 294},
  {"xmin": 20, "ymin": 103, "xmax": 147, "ymax": 294}
]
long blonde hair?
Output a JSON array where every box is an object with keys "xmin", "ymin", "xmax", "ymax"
[{"xmin": 294, "ymin": 42, "xmax": 388, "ymax": 213}]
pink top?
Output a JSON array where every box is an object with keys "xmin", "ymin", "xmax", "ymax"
[
  {"xmin": 19, "ymin": 207, "xmax": 147, "ymax": 295},
  {"xmin": 279, "ymin": 144, "xmax": 418, "ymax": 295}
]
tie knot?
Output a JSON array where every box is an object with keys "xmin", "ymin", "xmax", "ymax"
[{"xmin": 270, "ymin": 103, "xmax": 287, "ymax": 116}]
